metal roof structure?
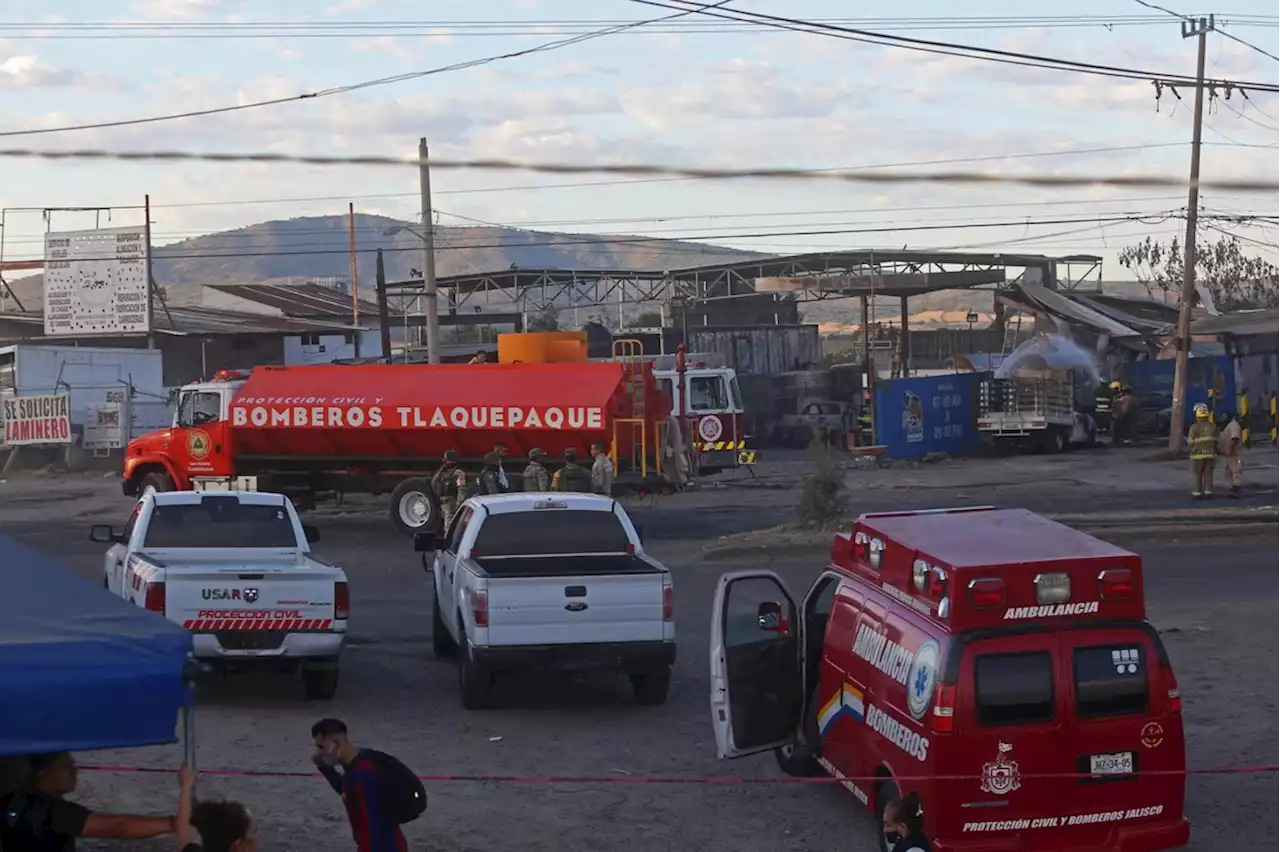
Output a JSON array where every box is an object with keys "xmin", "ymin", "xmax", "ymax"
[
  {"xmin": 386, "ymin": 250, "xmax": 1102, "ymax": 313},
  {"xmin": 0, "ymin": 306, "xmax": 356, "ymax": 339},
  {"xmin": 207, "ymin": 283, "xmax": 380, "ymax": 318},
  {"xmin": 1190, "ymin": 308, "xmax": 1279, "ymax": 338}
]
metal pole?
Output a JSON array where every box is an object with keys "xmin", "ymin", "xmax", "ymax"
[
  {"xmin": 145, "ymin": 195, "xmax": 155, "ymax": 349},
  {"xmin": 348, "ymin": 203, "xmax": 361, "ymax": 357},
  {"xmin": 375, "ymin": 249, "xmax": 392, "ymax": 362},
  {"xmin": 1167, "ymin": 15, "xmax": 1213, "ymax": 454},
  {"xmin": 418, "ymin": 138, "xmax": 441, "ymax": 364}
]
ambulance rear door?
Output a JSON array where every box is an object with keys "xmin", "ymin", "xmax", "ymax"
[
  {"xmin": 709, "ymin": 571, "xmax": 803, "ymax": 759},
  {"xmin": 939, "ymin": 632, "xmax": 1070, "ymax": 840},
  {"xmin": 1057, "ymin": 624, "xmax": 1185, "ymax": 833}
]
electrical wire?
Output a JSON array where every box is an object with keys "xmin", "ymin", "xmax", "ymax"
[
  {"xmin": 1132, "ymin": 0, "xmax": 1280, "ymax": 62},
  {"xmin": 632, "ymin": 0, "xmax": 1280, "ymax": 92},
  {"xmin": 0, "ymin": 146, "xmax": 1274, "ymax": 192},
  {"xmin": 0, "ymin": 1, "xmax": 736, "ymax": 139},
  {"xmin": 0, "ymin": 213, "xmax": 1195, "ymax": 264}
]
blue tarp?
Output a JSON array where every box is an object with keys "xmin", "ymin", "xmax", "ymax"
[
  {"xmin": 874, "ymin": 372, "xmax": 988, "ymax": 460},
  {"xmin": 0, "ymin": 534, "xmax": 194, "ymax": 756},
  {"xmin": 1122, "ymin": 356, "xmax": 1237, "ymax": 428}
]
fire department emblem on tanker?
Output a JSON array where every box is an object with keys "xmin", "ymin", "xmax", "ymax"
[
  {"xmin": 697, "ymin": 415, "xmax": 723, "ymax": 442},
  {"xmin": 980, "ymin": 742, "xmax": 1022, "ymax": 795},
  {"xmin": 187, "ymin": 429, "xmax": 211, "ymax": 460}
]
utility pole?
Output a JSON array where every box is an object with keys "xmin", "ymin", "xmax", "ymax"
[
  {"xmin": 375, "ymin": 248, "xmax": 392, "ymax": 362},
  {"xmin": 418, "ymin": 138, "xmax": 441, "ymax": 364},
  {"xmin": 347, "ymin": 202, "xmax": 360, "ymax": 356},
  {"xmin": 1167, "ymin": 14, "xmax": 1214, "ymax": 454}
]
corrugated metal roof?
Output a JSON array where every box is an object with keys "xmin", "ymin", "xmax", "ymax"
[
  {"xmin": 208, "ymin": 283, "xmax": 380, "ymax": 318},
  {"xmin": 1190, "ymin": 308, "xmax": 1279, "ymax": 338},
  {"xmin": 0, "ymin": 306, "xmax": 356, "ymax": 337}
]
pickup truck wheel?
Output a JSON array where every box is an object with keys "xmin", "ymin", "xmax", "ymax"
[
  {"xmin": 458, "ymin": 640, "xmax": 493, "ymax": 710},
  {"xmin": 432, "ymin": 595, "xmax": 458, "ymax": 658},
  {"xmin": 389, "ymin": 477, "xmax": 441, "ymax": 538},
  {"xmin": 140, "ymin": 471, "xmax": 174, "ymax": 499},
  {"xmin": 302, "ymin": 667, "xmax": 340, "ymax": 700},
  {"xmin": 630, "ymin": 667, "xmax": 671, "ymax": 706}
]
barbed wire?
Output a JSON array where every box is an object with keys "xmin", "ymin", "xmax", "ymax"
[{"xmin": 1, "ymin": 148, "xmax": 1276, "ymax": 192}]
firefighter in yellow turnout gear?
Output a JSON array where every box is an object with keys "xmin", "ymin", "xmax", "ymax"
[{"xmin": 1187, "ymin": 403, "xmax": 1219, "ymax": 500}]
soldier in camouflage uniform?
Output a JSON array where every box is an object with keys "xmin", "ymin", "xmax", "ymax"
[
  {"xmin": 522, "ymin": 448, "xmax": 551, "ymax": 492},
  {"xmin": 431, "ymin": 449, "xmax": 462, "ymax": 525},
  {"xmin": 553, "ymin": 447, "xmax": 593, "ymax": 492},
  {"xmin": 478, "ymin": 452, "xmax": 505, "ymax": 496}
]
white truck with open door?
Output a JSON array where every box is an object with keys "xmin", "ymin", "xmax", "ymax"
[
  {"xmin": 414, "ymin": 493, "xmax": 675, "ymax": 710},
  {"xmin": 92, "ymin": 491, "xmax": 349, "ymax": 699}
]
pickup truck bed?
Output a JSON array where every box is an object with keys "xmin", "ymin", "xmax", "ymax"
[{"xmin": 474, "ymin": 554, "xmax": 662, "ymax": 578}]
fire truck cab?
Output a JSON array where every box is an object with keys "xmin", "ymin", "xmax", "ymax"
[
  {"xmin": 709, "ymin": 506, "xmax": 1189, "ymax": 852},
  {"xmin": 653, "ymin": 363, "xmax": 749, "ymax": 471}
]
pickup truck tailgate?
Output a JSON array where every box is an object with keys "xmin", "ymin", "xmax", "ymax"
[
  {"xmin": 485, "ymin": 573, "xmax": 667, "ymax": 646},
  {"xmin": 152, "ymin": 553, "xmax": 339, "ymax": 631}
]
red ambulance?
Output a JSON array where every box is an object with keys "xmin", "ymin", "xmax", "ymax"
[{"xmin": 710, "ymin": 506, "xmax": 1189, "ymax": 852}]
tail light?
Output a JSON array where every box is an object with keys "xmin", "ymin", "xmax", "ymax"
[
  {"xmin": 1161, "ymin": 666, "xmax": 1181, "ymax": 714},
  {"xmin": 931, "ymin": 684, "xmax": 956, "ymax": 733},
  {"xmin": 471, "ymin": 589, "xmax": 489, "ymax": 628},
  {"xmin": 144, "ymin": 582, "xmax": 166, "ymax": 614},
  {"xmin": 334, "ymin": 582, "xmax": 350, "ymax": 620},
  {"xmin": 662, "ymin": 584, "xmax": 673, "ymax": 621}
]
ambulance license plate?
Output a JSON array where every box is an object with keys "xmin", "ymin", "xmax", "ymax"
[{"xmin": 1089, "ymin": 752, "xmax": 1134, "ymax": 776}]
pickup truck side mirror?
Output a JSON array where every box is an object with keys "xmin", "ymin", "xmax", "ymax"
[
  {"xmin": 413, "ymin": 532, "xmax": 439, "ymax": 553},
  {"xmin": 302, "ymin": 524, "xmax": 321, "ymax": 544},
  {"xmin": 89, "ymin": 524, "xmax": 120, "ymax": 544},
  {"xmin": 757, "ymin": 600, "xmax": 785, "ymax": 633}
]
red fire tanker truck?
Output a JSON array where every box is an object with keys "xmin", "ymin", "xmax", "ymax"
[{"xmin": 122, "ymin": 355, "xmax": 675, "ymax": 535}]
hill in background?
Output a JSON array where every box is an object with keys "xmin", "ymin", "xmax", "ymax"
[{"xmin": 3, "ymin": 213, "xmax": 1155, "ymax": 327}]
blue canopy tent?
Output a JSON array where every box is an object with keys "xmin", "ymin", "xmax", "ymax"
[{"xmin": 0, "ymin": 533, "xmax": 194, "ymax": 757}]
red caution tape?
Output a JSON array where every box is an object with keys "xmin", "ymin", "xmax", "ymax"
[{"xmin": 76, "ymin": 764, "xmax": 1279, "ymax": 784}]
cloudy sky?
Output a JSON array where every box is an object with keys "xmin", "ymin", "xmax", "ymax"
[{"xmin": 0, "ymin": 0, "xmax": 1276, "ymax": 277}]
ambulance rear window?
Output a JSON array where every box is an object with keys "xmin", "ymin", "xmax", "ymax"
[
  {"xmin": 1073, "ymin": 645, "xmax": 1149, "ymax": 718},
  {"xmin": 974, "ymin": 652, "xmax": 1055, "ymax": 726}
]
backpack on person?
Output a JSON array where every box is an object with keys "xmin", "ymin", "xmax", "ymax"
[{"xmin": 364, "ymin": 750, "xmax": 427, "ymax": 824}]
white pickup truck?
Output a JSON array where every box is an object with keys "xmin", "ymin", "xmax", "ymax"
[
  {"xmin": 414, "ymin": 493, "xmax": 676, "ymax": 710},
  {"xmin": 91, "ymin": 491, "xmax": 349, "ymax": 700}
]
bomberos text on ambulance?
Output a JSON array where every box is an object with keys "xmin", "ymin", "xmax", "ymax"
[{"xmin": 708, "ymin": 506, "xmax": 1191, "ymax": 852}]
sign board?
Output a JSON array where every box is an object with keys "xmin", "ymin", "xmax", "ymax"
[
  {"xmin": 43, "ymin": 226, "xmax": 150, "ymax": 337},
  {"xmin": 2, "ymin": 394, "xmax": 72, "ymax": 445},
  {"xmin": 83, "ymin": 402, "xmax": 127, "ymax": 450}
]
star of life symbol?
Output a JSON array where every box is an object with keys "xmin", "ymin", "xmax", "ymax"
[{"xmin": 980, "ymin": 742, "xmax": 1022, "ymax": 795}]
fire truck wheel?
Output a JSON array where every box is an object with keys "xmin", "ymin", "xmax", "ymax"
[
  {"xmin": 775, "ymin": 686, "xmax": 823, "ymax": 776},
  {"xmin": 875, "ymin": 780, "xmax": 903, "ymax": 852},
  {"xmin": 140, "ymin": 472, "xmax": 174, "ymax": 499},
  {"xmin": 302, "ymin": 666, "xmax": 339, "ymax": 700},
  {"xmin": 458, "ymin": 632, "xmax": 494, "ymax": 710},
  {"xmin": 389, "ymin": 477, "xmax": 441, "ymax": 537},
  {"xmin": 432, "ymin": 594, "xmax": 458, "ymax": 658}
]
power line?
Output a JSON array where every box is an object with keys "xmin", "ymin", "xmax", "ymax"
[
  {"xmin": 0, "ymin": 213, "xmax": 1196, "ymax": 265},
  {"xmin": 0, "ymin": 1, "xmax": 735, "ymax": 139},
  {"xmin": 1132, "ymin": 0, "xmax": 1280, "ymax": 61},
  {"xmin": 633, "ymin": 0, "xmax": 1280, "ymax": 92},
  {"xmin": 0, "ymin": 146, "xmax": 1274, "ymax": 192}
]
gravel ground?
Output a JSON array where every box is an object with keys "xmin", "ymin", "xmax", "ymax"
[{"xmin": 0, "ymin": 452, "xmax": 1275, "ymax": 852}]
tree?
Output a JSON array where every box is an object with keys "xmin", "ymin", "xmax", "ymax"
[
  {"xmin": 1117, "ymin": 233, "xmax": 1279, "ymax": 311},
  {"xmin": 527, "ymin": 305, "xmax": 561, "ymax": 332}
]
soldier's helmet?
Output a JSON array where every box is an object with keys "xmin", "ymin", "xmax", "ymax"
[
  {"xmin": 483, "ymin": 451, "xmax": 501, "ymax": 466},
  {"xmin": 529, "ymin": 448, "xmax": 546, "ymax": 460},
  {"xmin": 442, "ymin": 449, "xmax": 460, "ymax": 462},
  {"xmin": 563, "ymin": 447, "xmax": 579, "ymax": 462}
]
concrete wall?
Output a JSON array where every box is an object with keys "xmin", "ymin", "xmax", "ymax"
[{"xmin": 283, "ymin": 328, "xmax": 388, "ymax": 364}]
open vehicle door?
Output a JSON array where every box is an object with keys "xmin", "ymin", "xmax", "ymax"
[{"xmin": 709, "ymin": 571, "xmax": 803, "ymax": 759}]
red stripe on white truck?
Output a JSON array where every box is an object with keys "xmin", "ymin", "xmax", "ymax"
[{"xmin": 181, "ymin": 618, "xmax": 334, "ymax": 632}]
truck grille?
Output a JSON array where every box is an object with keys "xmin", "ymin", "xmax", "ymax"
[{"xmin": 215, "ymin": 631, "xmax": 288, "ymax": 651}]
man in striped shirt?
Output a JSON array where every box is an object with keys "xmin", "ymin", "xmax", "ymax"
[{"xmin": 310, "ymin": 719, "xmax": 406, "ymax": 852}]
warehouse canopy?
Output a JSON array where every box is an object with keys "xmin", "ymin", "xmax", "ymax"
[{"xmin": 0, "ymin": 534, "xmax": 193, "ymax": 756}]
